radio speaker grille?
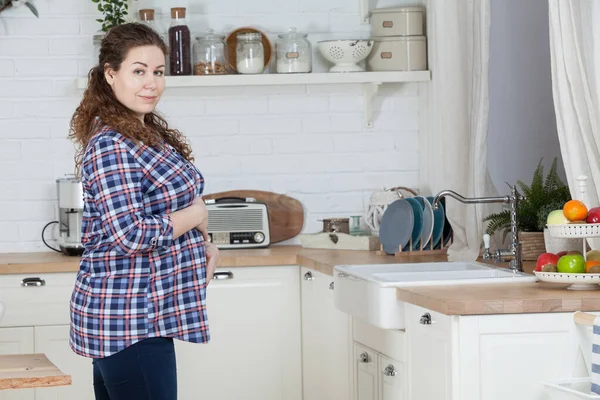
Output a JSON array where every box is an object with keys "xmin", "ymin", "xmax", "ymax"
[{"xmin": 208, "ymin": 208, "xmax": 264, "ymax": 231}]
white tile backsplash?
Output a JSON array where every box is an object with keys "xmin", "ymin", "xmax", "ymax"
[{"xmin": 0, "ymin": 0, "xmax": 422, "ymax": 252}]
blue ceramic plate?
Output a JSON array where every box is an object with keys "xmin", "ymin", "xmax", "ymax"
[
  {"xmin": 379, "ymin": 199, "xmax": 414, "ymax": 255},
  {"xmin": 404, "ymin": 197, "xmax": 423, "ymax": 251},
  {"xmin": 415, "ymin": 196, "xmax": 434, "ymax": 249},
  {"xmin": 426, "ymin": 196, "xmax": 445, "ymax": 249}
]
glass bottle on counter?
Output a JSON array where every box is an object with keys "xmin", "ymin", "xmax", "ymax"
[
  {"xmin": 276, "ymin": 27, "xmax": 312, "ymax": 74},
  {"xmin": 236, "ymin": 32, "xmax": 264, "ymax": 74},
  {"xmin": 168, "ymin": 7, "xmax": 192, "ymax": 76},
  {"xmin": 193, "ymin": 29, "xmax": 229, "ymax": 75},
  {"xmin": 139, "ymin": 9, "xmax": 170, "ymax": 76}
]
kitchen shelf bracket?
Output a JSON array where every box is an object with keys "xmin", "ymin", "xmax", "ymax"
[
  {"xmin": 362, "ymin": 82, "xmax": 381, "ymax": 129},
  {"xmin": 359, "ymin": 0, "xmax": 370, "ymax": 24}
]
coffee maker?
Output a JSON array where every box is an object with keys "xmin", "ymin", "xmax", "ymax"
[{"xmin": 55, "ymin": 176, "xmax": 84, "ymax": 256}]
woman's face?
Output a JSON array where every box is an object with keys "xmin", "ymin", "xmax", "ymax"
[{"xmin": 104, "ymin": 45, "xmax": 166, "ymax": 122}]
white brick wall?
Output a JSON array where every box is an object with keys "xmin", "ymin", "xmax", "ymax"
[{"xmin": 0, "ymin": 0, "xmax": 422, "ymax": 252}]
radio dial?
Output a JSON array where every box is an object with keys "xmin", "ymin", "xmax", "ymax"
[{"xmin": 254, "ymin": 232, "xmax": 265, "ymax": 243}]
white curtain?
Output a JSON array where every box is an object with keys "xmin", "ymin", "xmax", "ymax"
[
  {"xmin": 420, "ymin": 0, "xmax": 492, "ymax": 261},
  {"xmin": 548, "ymin": 0, "xmax": 600, "ymax": 249}
]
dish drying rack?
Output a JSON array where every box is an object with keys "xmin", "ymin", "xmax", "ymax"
[
  {"xmin": 544, "ymin": 311, "xmax": 600, "ymax": 399},
  {"xmin": 375, "ymin": 231, "xmax": 453, "ymax": 257}
]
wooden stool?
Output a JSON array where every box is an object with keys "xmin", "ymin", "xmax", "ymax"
[{"xmin": 0, "ymin": 354, "xmax": 71, "ymax": 390}]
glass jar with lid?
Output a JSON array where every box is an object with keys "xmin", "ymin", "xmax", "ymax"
[
  {"xmin": 276, "ymin": 27, "xmax": 312, "ymax": 74},
  {"xmin": 236, "ymin": 32, "xmax": 264, "ymax": 74},
  {"xmin": 139, "ymin": 9, "xmax": 170, "ymax": 75},
  {"xmin": 168, "ymin": 7, "xmax": 192, "ymax": 76},
  {"xmin": 193, "ymin": 29, "xmax": 228, "ymax": 75}
]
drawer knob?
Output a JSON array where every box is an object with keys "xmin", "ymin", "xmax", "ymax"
[
  {"xmin": 21, "ymin": 277, "xmax": 45, "ymax": 287},
  {"xmin": 329, "ymin": 281, "xmax": 334, "ymax": 290},
  {"xmin": 359, "ymin": 352, "xmax": 370, "ymax": 363},
  {"xmin": 383, "ymin": 364, "xmax": 398, "ymax": 377},
  {"xmin": 420, "ymin": 312, "xmax": 432, "ymax": 325},
  {"xmin": 304, "ymin": 272, "xmax": 314, "ymax": 281}
]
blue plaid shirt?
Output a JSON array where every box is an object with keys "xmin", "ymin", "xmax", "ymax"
[{"xmin": 69, "ymin": 124, "xmax": 210, "ymax": 358}]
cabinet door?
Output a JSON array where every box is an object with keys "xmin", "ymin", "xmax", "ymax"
[
  {"xmin": 407, "ymin": 305, "xmax": 453, "ymax": 400},
  {"xmin": 34, "ymin": 325, "xmax": 94, "ymax": 400},
  {"xmin": 458, "ymin": 313, "xmax": 573, "ymax": 400},
  {"xmin": 354, "ymin": 343, "xmax": 378, "ymax": 400},
  {"xmin": 301, "ymin": 268, "xmax": 352, "ymax": 400},
  {"xmin": 0, "ymin": 327, "xmax": 35, "ymax": 400},
  {"xmin": 175, "ymin": 266, "xmax": 302, "ymax": 400},
  {"xmin": 378, "ymin": 355, "xmax": 405, "ymax": 400}
]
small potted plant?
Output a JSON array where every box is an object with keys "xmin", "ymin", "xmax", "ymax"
[
  {"xmin": 0, "ymin": 0, "xmax": 39, "ymax": 17},
  {"xmin": 483, "ymin": 158, "xmax": 572, "ymax": 260},
  {"xmin": 91, "ymin": 0, "xmax": 129, "ymax": 60}
]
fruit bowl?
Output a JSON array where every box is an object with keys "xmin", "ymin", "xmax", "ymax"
[
  {"xmin": 534, "ymin": 271, "xmax": 600, "ymax": 290},
  {"xmin": 547, "ymin": 223, "xmax": 600, "ymax": 238},
  {"xmin": 317, "ymin": 40, "xmax": 374, "ymax": 72}
]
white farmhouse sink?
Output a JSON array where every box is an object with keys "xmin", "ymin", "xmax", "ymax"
[{"xmin": 333, "ymin": 261, "xmax": 537, "ymax": 330}]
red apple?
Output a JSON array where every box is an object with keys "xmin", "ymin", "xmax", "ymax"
[
  {"xmin": 556, "ymin": 251, "xmax": 568, "ymax": 257},
  {"xmin": 587, "ymin": 207, "xmax": 600, "ymax": 223},
  {"xmin": 536, "ymin": 252, "xmax": 560, "ymax": 272}
]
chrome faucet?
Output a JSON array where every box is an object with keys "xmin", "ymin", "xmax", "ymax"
[{"xmin": 432, "ymin": 185, "xmax": 523, "ymax": 273}]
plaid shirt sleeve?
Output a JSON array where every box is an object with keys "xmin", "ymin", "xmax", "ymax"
[{"xmin": 84, "ymin": 136, "xmax": 174, "ymax": 255}]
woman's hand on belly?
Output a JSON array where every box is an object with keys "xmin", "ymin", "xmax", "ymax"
[{"xmin": 205, "ymin": 242, "xmax": 219, "ymax": 283}]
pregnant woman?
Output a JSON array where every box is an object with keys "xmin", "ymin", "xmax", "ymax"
[{"xmin": 67, "ymin": 23, "xmax": 219, "ymax": 399}]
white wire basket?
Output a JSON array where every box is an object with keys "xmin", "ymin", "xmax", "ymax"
[
  {"xmin": 547, "ymin": 224, "xmax": 600, "ymax": 238},
  {"xmin": 544, "ymin": 378, "xmax": 600, "ymax": 399}
]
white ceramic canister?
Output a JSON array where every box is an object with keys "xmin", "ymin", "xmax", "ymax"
[
  {"xmin": 370, "ymin": 6, "xmax": 424, "ymax": 37},
  {"xmin": 367, "ymin": 36, "xmax": 427, "ymax": 72}
]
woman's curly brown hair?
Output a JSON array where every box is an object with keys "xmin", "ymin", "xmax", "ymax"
[{"xmin": 69, "ymin": 22, "xmax": 194, "ymax": 175}]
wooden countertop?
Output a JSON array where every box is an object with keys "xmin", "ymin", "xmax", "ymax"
[
  {"xmin": 3, "ymin": 246, "xmax": 594, "ymax": 317},
  {"xmin": 0, "ymin": 354, "xmax": 71, "ymax": 390}
]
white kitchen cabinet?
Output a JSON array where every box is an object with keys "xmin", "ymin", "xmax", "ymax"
[
  {"xmin": 352, "ymin": 319, "xmax": 406, "ymax": 400},
  {"xmin": 175, "ymin": 266, "xmax": 302, "ymax": 400},
  {"xmin": 33, "ymin": 326, "xmax": 93, "ymax": 400},
  {"xmin": 404, "ymin": 304, "xmax": 575, "ymax": 400},
  {"xmin": 406, "ymin": 305, "xmax": 453, "ymax": 400},
  {"xmin": 0, "ymin": 327, "xmax": 35, "ymax": 400},
  {"xmin": 300, "ymin": 267, "xmax": 352, "ymax": 400},
  {"xmin": 354, "ymin": 343, "xmax": 378, "ymax": 400}
]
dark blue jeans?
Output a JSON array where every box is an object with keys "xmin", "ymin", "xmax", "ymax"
[{"xmin": 92, "ymin": 337, "xmax": 177, "ymax": 400}]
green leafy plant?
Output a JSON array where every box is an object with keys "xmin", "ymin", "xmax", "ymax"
[
  {"xmin": 483, "ymin": 158, "xmax": 571, "ymax": 242},
  {"xmin": 92, "ymin": 0, "xmax": 128, "ymax": 32},
  {"xmin": 0, "ymin": 0, "xmax": 39, "ymax": 17}
]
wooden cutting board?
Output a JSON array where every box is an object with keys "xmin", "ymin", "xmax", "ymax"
[
  {"xmin": 0, "ymin": 354, "xmax": 71, "ymax": 390},
  {"xmin": 203, "ymin": 190, "xmax": 304, "ymax": 244}
]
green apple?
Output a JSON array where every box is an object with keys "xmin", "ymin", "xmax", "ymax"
[
  {"xmin": 547, "ymin": 210, "xmax": 569, "ymax": 225},
  {"xmin": 557, "ymin": 254, "xmax": 586, "ymax": 273}
]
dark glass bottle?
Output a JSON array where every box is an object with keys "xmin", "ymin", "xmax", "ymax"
[{"xmin": 168, "ymin": 7, "xmax": 192, "ymax": 76}]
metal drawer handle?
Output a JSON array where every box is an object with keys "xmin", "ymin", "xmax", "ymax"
[
  {"xmin": 213, "ymin": 271, "xmax": 234, "ymax": 280},
  {"xmin": 359, "ymin": 352, "xmax": 370, "ymax": 363},
  {"xmin": 420, "ymin": 312, "xmax": 432, "ymax": 325},
  {"xmin": 329, "ymin": 281, "xmax": 334, "ymax": 290},
  {"xmin": 21, "ymin": 277, "xmax": 45, "ymax": 287},
  {"xmin": 383, "ymin": 364, "xmax": 398, "ymax": 377},
  {"xmin": 304, "ymin": 272, "xmax": 314, "ymax": 281}
]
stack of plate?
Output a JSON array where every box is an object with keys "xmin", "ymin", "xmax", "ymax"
[{"xmin": 379, "ymin": 196, "xmax": 452, "ymax": 255}]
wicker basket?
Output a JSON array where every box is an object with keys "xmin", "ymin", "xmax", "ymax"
[{"xmin": 520, "ymin": 231, "xmax": 546, "ymax": 260}]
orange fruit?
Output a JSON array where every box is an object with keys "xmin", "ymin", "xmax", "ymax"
[
  {"xmin": 563, "ymin": 200, "xmax": 588, "ymax": 221},
  {"xmin": 586, "ymin": 260, "xmax": 600, "ymax": 273}
]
